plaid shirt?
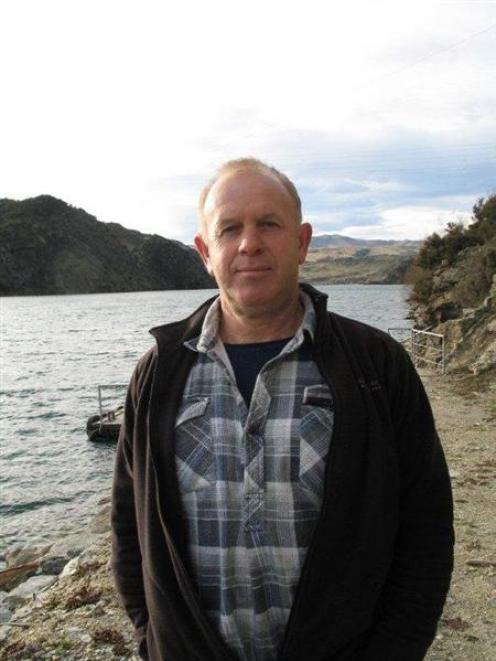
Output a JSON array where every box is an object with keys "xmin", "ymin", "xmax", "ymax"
[{"xmin": 176, "ymin": 292, "xmax": 334, "ymax": 661}]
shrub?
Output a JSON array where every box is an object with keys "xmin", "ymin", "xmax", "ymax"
[
  {"xmin": 442, "ymin": 221, "xmax": 479, "ymax": 264},
  {"xmin": 411, "ymin": 194, "xmax": 496, "ymax": 307},
  {"xmin": 407, "ymin": 264, "xmax": 434, "ymax": 304},
  {"xmin": 468, "ymin": 195, "xmax": 496, "ymax": 243},
  {"xmin": 416, "ymin": 232, "xmax": 444, "ymax": 270},
  {"xmin": 453, "ymin": 249, "xmax": 494, "ymax": 307}
]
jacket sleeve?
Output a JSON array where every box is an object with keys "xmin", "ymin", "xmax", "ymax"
[
  {"xmin": 358, "ymin": 346, "xmax": 454, "ymax": 661},
  {"xmin": 111, "ymin": 363, "xmax": 150, "ymax": 659}
]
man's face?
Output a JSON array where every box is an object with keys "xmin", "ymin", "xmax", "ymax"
[{"xmin": 195, "ymin": 170, "xmax": 312, "ymax": 318}]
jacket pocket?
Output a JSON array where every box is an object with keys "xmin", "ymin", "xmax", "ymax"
[
  {"xmin": 299, "ymin": 385, "xmax": 334, "ymax": 496},
  {"xmin": 174, "ymin": 397, "xmax": 215, "ymax": 492}
]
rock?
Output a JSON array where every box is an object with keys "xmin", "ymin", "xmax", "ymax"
[
  {"xmin": 4, "ymin": 575, "xmax": 57, "ymax": 609},
  {"xmin": 60, "ymin": 557, "xmax": 80, "ymax": 578},
  {"xmin": 57, "ymin": 535, "xmax": 110, "ymax": 581},
  {"xmin": 0, "ymin": 606, "xmax": 12, "ymax": 624},
  {"xmin": 49, "ymin": 532, "xmax": 99, "ymax": 559},
  {"xmin": 0, "ymin": 562, "xmax": 39, "ymax": 591},
  {"xmin": 39, "ymin": 555, "xmax": 69, "ymax": 575},
  {"xmin": 5, "ymin": 544, "xmax": 51, "ymax": 568},
  {"xmin": 64, "ymin": 626, "xmax": 92, "ymax": 644},
  {"xmin": 466, "ymin": 559, "xmax": 496, "ymax": 568},
  {"xmin": 435, "ymin": 302, "xmax": 463, "ymax": 323},
  {"xmin": 408, "ymin": 221, "xmax": 496, "ymax": 375},
  {"xmin": 87, "ymin": 504, "xmax": 111, "ymax": 534}
]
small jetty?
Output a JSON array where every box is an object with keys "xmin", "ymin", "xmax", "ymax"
[{"xmin": 86, "ymin": 385, "xmax": 126, "ymax": 442}]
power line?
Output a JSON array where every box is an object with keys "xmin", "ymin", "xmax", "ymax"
[{"xmin": 385, "ymin": 22, "xmax": 496, "ymax": 79}]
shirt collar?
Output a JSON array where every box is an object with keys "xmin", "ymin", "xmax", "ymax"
[{"xmin": 184, "ymin": 289, "xmax": 316, "ymax": 355}]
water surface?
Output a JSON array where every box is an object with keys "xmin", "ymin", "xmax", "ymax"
[{"xmin": 0, "ymin": 285, "xmax": 412, "ymax": 552}]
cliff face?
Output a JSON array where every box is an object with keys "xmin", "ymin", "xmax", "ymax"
[
  {"xmin": 410, "ymin": 270, "xmax": 496, "ymax": 375},
  {"xmin": 0, "ymin": 196, "xmax": 214, "ymax": 295},
  {"xmin": 409, "ymin": 195, "xmax": 496, "ymax": 374},
  {"xmin": 412, "ymin": 247, "xmax": 496, "ymax": 374}
]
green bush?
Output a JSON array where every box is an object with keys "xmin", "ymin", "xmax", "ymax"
[
  {"xmin": 417, "ymin": 232, "xmax": 444, "ymax": 269},
  {"xmin": 411, "ymin": 194, "xmax": 496, "ymax": 307},
  {"xmin": 406, "ymin": 264, "xmax": 434, "ymax": 303},
  {"xmin": 453, "ymin": 248, "xmax": 494, "ymax": 307},
  {"xmin": 468, "ymin": 196, "xmax": 496, "ymax": 243}
]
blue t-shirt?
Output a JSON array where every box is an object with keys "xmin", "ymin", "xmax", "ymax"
[{"xmin": 225, "ymin": 337, "xmax": 313, "ymax": 406}]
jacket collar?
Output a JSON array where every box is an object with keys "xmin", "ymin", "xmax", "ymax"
[
  {"xmin": 148, "ymin": 283, "xmax": 329, "ymax": 348},
  {"xmin": 148, "ymin": 292, "xmax": 218, "ymax": 347}
]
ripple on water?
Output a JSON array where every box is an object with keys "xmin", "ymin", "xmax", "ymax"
[
  {"xmin": 26, "ymin": 410, "xmax": 68, "ymax": 420},
  {"xmin": 16, "ymin": 428, "xmax": 40, "ymax": 436},
  {"xmin": 0, "ymin": 388, "xmax": 41, "ymax": 397},
  {"xmin": 0, "ymin": 495, "xmax": 75, "ymax": 516},
  {"xmin": 0, "ymin": 449, "xmax": 29, "ymax": 461}
]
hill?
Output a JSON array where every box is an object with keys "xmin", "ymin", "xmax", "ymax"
[
  {"xmin": 310, "ymin": 233, "xmax": 421, "ymax": 250},
  {"xmin": 0, "ymin": 196, "xmax": 214, "ymax": 295},
  {"xmin": 302, "ymin": 237, "xmax": 419, "ymax": 284}
]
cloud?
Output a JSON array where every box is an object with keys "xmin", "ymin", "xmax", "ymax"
[
  {"xmin": 341, "ymin": 199, "xmax": 476, "ymax": 241},
  {"xmin": 0, "ymin": 1, "xmax": 495, "ymax": 243}
]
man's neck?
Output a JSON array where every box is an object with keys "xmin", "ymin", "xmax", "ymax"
[{"xmin": 218, "ymin": 295, "xmax": 304, "ymax": 344}]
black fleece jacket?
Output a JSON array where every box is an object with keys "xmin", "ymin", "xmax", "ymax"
[{"xmin": 111, "ymin": 284, "xmax": 454, "ymax": 661}]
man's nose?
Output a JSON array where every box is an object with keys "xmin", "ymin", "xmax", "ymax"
[{"xmin": 238, "ymin": 228, "xmax": 263, "ymax": 254}]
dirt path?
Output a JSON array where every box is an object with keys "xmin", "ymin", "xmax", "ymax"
[{"xmin": 421, "ymin": 372, "xmax": 496, "ymax": 661}]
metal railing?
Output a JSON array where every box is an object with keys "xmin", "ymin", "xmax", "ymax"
[
  {"xmin": 388, "ymin": 328, "xmax": 445, "ymax": 374},
  {"xmin": 97, "ymin": 384, "xmax": 127, "ymax": 417}
]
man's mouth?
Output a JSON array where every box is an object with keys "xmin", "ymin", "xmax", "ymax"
[{"xmin": 235, "ymin": 266, "xmax": 271, "ymax": 273}]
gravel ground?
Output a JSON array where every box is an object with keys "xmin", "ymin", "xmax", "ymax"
[
  {"xmin": 421, "ymin": 371, "xmax": 496, "ymax": 661},
  {"xmin": 1, "ymin": 371, "xmax": 494, "ymax": 660}
]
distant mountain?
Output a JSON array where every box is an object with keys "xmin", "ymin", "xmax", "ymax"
[
  {"xmin": 302, "ymin": 234, "xmax": 420, "ymax": 284},
  {"xmin": 0, "ymin": 196, "xmax": 214, "ymax": 295},
  {"xmin": 301, "ymin": 252, "xmax": 415, "ymax": 285},
  {"xmin": 311, "ymin": 233, "xmax": 421, "ymax": 250}
]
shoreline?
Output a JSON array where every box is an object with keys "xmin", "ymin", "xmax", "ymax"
[{"xmin": 1, "ymin": 372, "xmax": 494, "ymax": 660}]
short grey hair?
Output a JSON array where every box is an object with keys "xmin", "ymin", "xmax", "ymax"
[{"xmin": 198, "ymin": 157, "xmax": 303, "ymax": 226}]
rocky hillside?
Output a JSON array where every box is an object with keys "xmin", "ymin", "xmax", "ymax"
[
  {"xmin": 0, "ymin": 196, "xmax": 214, "ymax": 295},
  {"xmin": 408, "ymin": 195, "xmax": 496, "ymax": 373}
]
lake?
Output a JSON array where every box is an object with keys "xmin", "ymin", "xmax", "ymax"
[{"xmin": 0, "ymin": 285, "xmax": 412, "ymax": 553}]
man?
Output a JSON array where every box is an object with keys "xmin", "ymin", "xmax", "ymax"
[{"xmin": 111, "ymin": 158, "xmax": 454, "ymax": 661}]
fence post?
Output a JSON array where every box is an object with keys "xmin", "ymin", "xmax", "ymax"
[{"xmin": 389, "ymin": 328, "xmax": 444, "ymax": 373}]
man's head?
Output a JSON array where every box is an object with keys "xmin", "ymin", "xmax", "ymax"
[
  {"xmin": 194, "ymin": 158, "xmax": 312, "ymax": 320},
  {"xmin": 198, "ymin": 158, "xmax": 303, "ymax": 230}
]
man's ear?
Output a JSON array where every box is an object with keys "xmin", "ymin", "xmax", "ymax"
[
  {"xmin": 298, "ymin": 222, "xmax": 313, "ymax": 265},
  {"xmin": 194, "ymin": 233, "xmax": 213, "ymax": 276}
]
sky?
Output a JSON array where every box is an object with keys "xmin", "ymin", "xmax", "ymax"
[{"xmin": 1, "ymin": 0, "xmax": 495, "ymax": 243}]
